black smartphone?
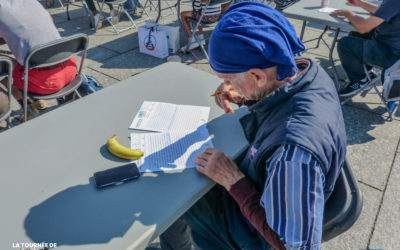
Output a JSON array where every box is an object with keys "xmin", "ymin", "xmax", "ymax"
[{"xmin": 93, "ymin": 163, "xmax": 141, "ymax": 188}]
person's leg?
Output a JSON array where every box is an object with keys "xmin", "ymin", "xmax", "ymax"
[
  {"xmin": 337, "ymin": 36, "xmax": 366, "ymax": 82},
  {"xmin": 161, "ymin": 187, "xmax": 237, "ymax": 250},
  {"xmin": 159, "ymin": 217, "xmax": 194, "ymax": 250},
  {"xmin": 181, "ymin": 11, "xmax": 194, "ymax": 37},
  {"xmin": 85, "ymin": 0, "xmax": 98, "ymax": 14}
]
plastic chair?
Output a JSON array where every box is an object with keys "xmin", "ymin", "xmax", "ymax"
[
  {"xmin": 21, "ymin": 33, "xmax": 89, "ymax": 122},
  {"xmin": 322, "ymin": 157, "xmax": 363, "ymax": 241},
  {"xmin": 186, "ymin": 0, "xmax": 232, "ymax": 60},
  {"xmin": 0, "ymin": 57, "xmax": 13, "ymax": 126},
  {"xmin": 96, "ymin": 0, "xmax": 137, "ymax": 34},
  {"xmin": 234, "ymin": 149, "xmax": 362, "ymax": 241}
]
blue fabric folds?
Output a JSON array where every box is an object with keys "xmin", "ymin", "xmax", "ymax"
[{"xmin": 209, "ymin": 2, "xmax": 305, "ymax": 81}]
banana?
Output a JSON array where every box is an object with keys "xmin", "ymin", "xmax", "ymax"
[{"xmin": 106, "ymin": 135, "xmax": 144, "ymax": 160}]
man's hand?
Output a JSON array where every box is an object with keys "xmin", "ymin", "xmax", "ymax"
[
  {"xmin": 347, "ymin": 0, "xmax": 363, "ymax": 7},
  {"xmin": 195, "ymin": 148, "xmax": 245, "ymax": 191},
  {"xmin": 214, "ymin": 82, "xmax": 245, "ymax": 114},
  {"xmin": 330, "ymin": 9, "xmax": 355, "ymax": 19}
]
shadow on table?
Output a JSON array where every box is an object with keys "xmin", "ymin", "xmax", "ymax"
[
  {"xmin": 24, "ymin": 175, "xmax": 161, "ymax": 246},
  {"xmin": 23, "ymin": 108, "xmax": 248, "ymax": 247}
]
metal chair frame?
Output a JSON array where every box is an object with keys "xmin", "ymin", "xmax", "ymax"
[
  {"xmin": 22, "ymin": 33, "xmax": 89, "ymax": 122},
  {"xmin": 186, "ymin": 0, "xmax": 232, "ymax": 60},
  {"xmin": 96, "ymin": 0, "xmax": 137, "ymax": 34},
  {"xmin": 0, "ymin": 57, "xmax": 13, "ymax": 126},
  {"xmin": 341, "ymin": 62, "xmax": 400, "ymax": 121}
]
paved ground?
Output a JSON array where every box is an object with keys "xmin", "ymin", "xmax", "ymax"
[{"xmin": 1, "ymin": 1, "xmax": 400, "ymax": 249}]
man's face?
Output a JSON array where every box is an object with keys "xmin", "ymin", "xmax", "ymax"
[{"xmin": 216, "ymin": 72, "xmax": 259, "ymax": 100}]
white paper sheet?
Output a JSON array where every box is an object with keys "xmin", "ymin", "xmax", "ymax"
[
  {"xmin": 318, "ymin": 7, "xmax": 337, "ymax": 13},
  {"xmin": 131, "ymin": 128, "xmax": 213, "ymax": 172},
  {"xmin": 129, "ymin": 101, "xmax": 210, "ymax": 132}
]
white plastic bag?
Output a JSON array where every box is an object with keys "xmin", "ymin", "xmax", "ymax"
[
  {"xmin": 158, "ymin": 25, "xmax": 180, "ymax": 54},
  {"xmin": 138, "ymin": 24, "xmax": 169, "ymax": 59}
]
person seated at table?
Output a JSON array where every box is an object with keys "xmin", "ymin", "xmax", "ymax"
[
  {"xmin": 160, "ymin": 2, "xmax": 347, "ymax": 250},
  {"xmin": 180, "ymin": 0, "xmax": 232, "ymax": 51},
  {"xmin": 83, "ymin": 0, "xmax": 120, "ymax": 29},
  {"xmin": 0, "ymin": 0, "xmax": 77, "ymax": 119},
  {"xmin": 330, "ymin": 0, "xmax": 400, "ymax": 97}
]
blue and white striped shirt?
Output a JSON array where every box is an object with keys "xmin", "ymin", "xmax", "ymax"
[
  {"xmin": 261, "ymin": 145, "xmax": 325, "ymax": 249},
  {"xmin": 193, "ymin": 0, "xmax": 222, "ymax": 16}
]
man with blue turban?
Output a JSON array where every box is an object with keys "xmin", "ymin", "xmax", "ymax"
[{"xmin": 159, "ymin": 2, "xmax": 347, "ymax": 250}]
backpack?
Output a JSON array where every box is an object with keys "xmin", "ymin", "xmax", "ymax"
[
  {"xmin": 78, "ymin": 74, "xmax": 104, "ymax": 97},
  {"xmin": 383, "ymin": 59, "xmax": 400, "ymax": 102}
]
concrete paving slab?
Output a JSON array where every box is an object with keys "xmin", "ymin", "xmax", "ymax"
[
  {"xmin": 76, "ymin": 45, "xmax": 120, "ymax": 67},
  {"xmin": 344, "ymin": 87, "xmax": 400, "ymax": 122},
  {"xmin": 56, "ymin": 17, "xmax": 93, "ymax": 37},
  {"xmin": 342, "ymin": 105, "xmax": 400, "ymax": 190},
  {"xmin": 88, "ymin": 48, "xmax": 165, "ymax": 80},
  {"xmin": 369, "ymin": 152, "xmax": 400, "ymax": 250},
  {"xmin": 81, "ymin": 67, "xmax": 119, "ymax": 88},
  {"xmin": 322, "ymin": 183, "xmax": 382, "ymax": 250}
]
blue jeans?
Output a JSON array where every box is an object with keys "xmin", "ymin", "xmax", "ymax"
[
  {"xmin": 337, "ymin": 31, "xmax": 400, "ymax": 82},
  {"xmin": 160, "ymin": 186, "xmax": 273, "ymax": 250}
]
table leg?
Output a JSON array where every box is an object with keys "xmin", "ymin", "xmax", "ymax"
[
  {"xmin": 156, "ymin": 0, "xmax": 162, "ymax": 23},
  {"xmin": 300, "ymin": 20, "xmax": 306, "ymax": 42},
  {"xmin": 177, "ymin": 0, "xmax": 181, "ymax": 26},
  {"xmin": 329, "ymin": 28, "xmax": 341, "ymax": 85}
]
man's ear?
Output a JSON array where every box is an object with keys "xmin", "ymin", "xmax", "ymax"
[{"xmin": 248, "ymin": 68, "xmax": 267, "ymax": 87}]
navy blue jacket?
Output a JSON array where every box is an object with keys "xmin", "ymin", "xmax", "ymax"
[{"xmin": 239, "ymin": 59, "xmax": 347, "ymax": 200}]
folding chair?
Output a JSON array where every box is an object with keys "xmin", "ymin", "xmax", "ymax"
[
  {"xmin": 21, "ymin": 33, "xmax": 89, "ymax": 122},
  {"xmin": 0, "ymin": 57, "xmax": 13, "ymax": 126},
  {"xmin": 186, "ymin": 0, "xmax": 232, "ymax": 60},
  {"xmin": 341, "ymin": 60, "xmax": 400, "ymax": 121},
  {"xmin": 96, "ymin": 0, "xmax": 137, "ymax": 34},
  {"xmin": 322, "ymin": 157, "xmax": 363, "ymax": 241}
]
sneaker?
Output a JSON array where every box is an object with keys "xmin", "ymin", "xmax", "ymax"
[
  {"xmin": 94, "ymin": 13, "xmax": 103, "ymax": 29},
  {"xmin": 339, "ymin": 77, "xmax": 370, "ymax": 97},
  {"xmin": 110, "ymin": 9, "xmax": 120, "ymax": 25}
]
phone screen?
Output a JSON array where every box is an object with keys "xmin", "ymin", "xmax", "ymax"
[{"xmin": 93, "ymin": 163, "xmax": 140, "ymax": 188}]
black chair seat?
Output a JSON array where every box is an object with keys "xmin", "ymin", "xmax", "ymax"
[
  {"xmin": 322, "ymin": 158, "xmax": 363, "ymax": 241},
  {"xmin": 29, "ymin": 74, "xmax": 82, "ymax": 100}
]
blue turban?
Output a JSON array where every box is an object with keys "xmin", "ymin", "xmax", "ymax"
[{"xmin": 209, "ymin": 2, "xmax": 305, "ymax": 81}]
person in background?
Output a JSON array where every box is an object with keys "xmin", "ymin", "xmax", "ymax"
[
  {"xmin": 180, "ymin": 0, "xmax": 231, "ymax": 51},
  {"xmin": 331, "ymin": 0, "xmax": 400, "ymax": 101},
  {"xmin": 0, "ymin": 0, "xmax": 77, "ymax": 120},
  {"xmin": 160, "ymin": 2, "xmax": 347, "ymax": 250},
  {"xmin": 84, "ymin": 0, "xmax": 119, "ymax": 29}
]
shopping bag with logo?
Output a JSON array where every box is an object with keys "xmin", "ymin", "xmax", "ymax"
[
  {"xmin": 138, "ymin": 24, "xmax": 169, "ymax": 59},
  {"xmin": 157, "ymin": 25, "xmax": 180, "ymax": 54}
]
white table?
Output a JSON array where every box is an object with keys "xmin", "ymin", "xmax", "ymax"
[
  {"xmin": 283, "ymin": 0, "xmax": 370, "ymax": 84},
  {"xmin": 0, "ymin": 62, "xmax": 249, "ymax": 250}
]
